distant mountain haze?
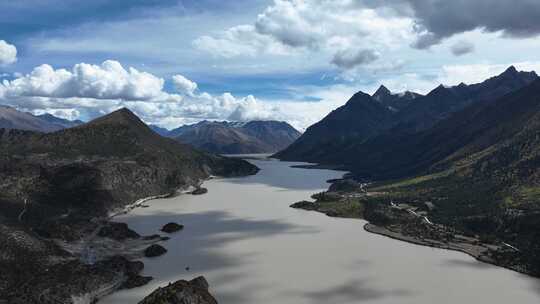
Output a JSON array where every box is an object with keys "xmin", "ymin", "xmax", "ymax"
[
  {"xmin": 35, "ymin": 113, "xmax": 84, "ymax": 129},
  {"xmin": 0, "ymin": 105, "xmax": 84, "ymax": 132},
  {"xmin": 152, "ymin": 120, "xmax": 301, "ymax": 154}
]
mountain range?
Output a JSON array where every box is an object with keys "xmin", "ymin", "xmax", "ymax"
[
  {"xmin": 152, "ymin": 120, "xmax": 301, "ymax": 154},
  {"xmin": 276, "ymin": 66, "xmax": 539, "ymax": 165}
]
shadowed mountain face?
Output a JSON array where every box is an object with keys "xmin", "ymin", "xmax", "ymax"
[
  {"xmin": 0, "ymin": 105, "xmax": 83, "ymax": 132},
  {"xmin": 395, "ymin": 66, "xmax": 539, "ymax": 132},
  {"xmin": 275, "ymin": 67, "xmax": 539, "ymax": 164},
  {"xmin": 164, "ymin": 120, "xmax": 301, "ymax": 154},
  {"xmin": 336, "ymin": 78, "xmax": 540, "ymax": 180},
  {"xmin": 275, "ymin": 91, "xmax": 394, "ymax": 162},
  {"xmin": 0, "ymin": 108, "xmax": 258, "ymax": 225}
]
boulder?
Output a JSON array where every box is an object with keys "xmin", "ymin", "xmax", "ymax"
[
  {"xmin": 191, "ymin": 187, "xmax": 208, "ymax": 195},
  {"xmin": 161, "ymin": 222, "xmax": 184, "ymax": 233},
  {"xmin": 144, "ymin": 244, "xmax": 167, "ymax": 258}
]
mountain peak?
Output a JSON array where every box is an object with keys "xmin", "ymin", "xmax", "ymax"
[
  {"xmin": 503, "ymin": 65, "xmax": 518, "ymax": 75},
  {"xmin": 374, "ymin": 85, "xmax": 391, "ymax": 95},
  {"xmin": 85, "ymin": 107, "xmax": 148, "ymax": 130},
  {"xmin": 373, "ymin": 85, "xmax": 392, "ymax": 101}
]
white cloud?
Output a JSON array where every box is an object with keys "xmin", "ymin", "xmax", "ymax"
[
  {"xmin": 193, "ymin": 0, "xmax": 414, "ymax": 70},
  {"xmin": 0, "ymin": 40, "xmax": 17, "ymax": 66},
  {"xmin": 0, "ymin": 59, "xmax": 318, "ymax": 129},
  {"xmin": 193, "ymin": 24, "xmax": 291, "ymax": 58},
  {"xmin": 172, "ymin": 74, "xmax": 198, "ymax": 95},
  {"xmin": 1, "ymin": 60, "xmax": 165, "ymax": 101},
  {"xmin": 32, "ymin": 108, "xmax": 81, "ymax": 121}
]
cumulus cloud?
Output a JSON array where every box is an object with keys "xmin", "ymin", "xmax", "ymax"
[
  {"xmin": 194, "ymin": 0, "xmax": 540, "ymax": 60},
  {"xmin": 0, "ymin": 59, "xmax": 322, "ymax": 130},
  {"xmin": 193, "ymin": 24, "xmax": 291, "ymax": 58},
  {"xmin": 1, "ymin": 60, "xmax": 165, "ymax": 101},
  {"xmin": 194, "ymin": 0, "xmax": 413, "ymax": 69},
  {"xmin": 450, "ymin": 40, "xmax": 475, "ymax": 56},
  {"xmin": 0, "ymin": 40, "xmax": 17, "ymax": 66},
  {"xmin": 331, "ymin": 49, "xmax": 380, "ymax": 69},
  {"xmin": 172, "ymin": 74, "xmax": 198, "ymax": 95},
  {"xmin": 254, "ymin": 0, "xmax": 324, "ymax": 49}
]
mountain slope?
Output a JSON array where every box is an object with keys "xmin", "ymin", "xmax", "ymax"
[
  {"xmin": 372, "ymin": 85, "xmax": 422, "ymax": 112},
  {"xmin": 0, "ymin": 108, "xmax": 258, "ymax": 224},
  {"xmin": 173, "ymin": 120, "xmax": 301, "ymax": 154},
  {"xmin": 395, "ymin": 66, "xmax": 538, "ymax": 132},
  {"xmin": 0, "ymin": 108, "xmax": 258, "ymax": 303},
  {"xmin": 361, "ymin": 79, "xmax": 540, "ymax": 272},
  {"xmin": 36, "ymin": 113, "xmax": 84, "ymax": 129},
  {"xmin": 0, "ymin": 105, "xmax": 63, "ymax": 132},
  {"xmin": 336, "ymin": 78, "xmax": 540, "ymax": 180},
  {"xmin": 275, "ymin": 67, "xmax": 539, "ymax": 165},
  {"xmin": 0, "ymin": 105, "xmax": 84, "ymax": 132},
  {"xmin": 275, "ymin": 91, "xmax": 394, "ymax": 161}
]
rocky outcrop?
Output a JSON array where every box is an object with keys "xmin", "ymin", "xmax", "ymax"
[
  {"xmin": 161, "ymin": 222, "xmax": 184, "ymax": 233},
  {"xmin": 139, "ymin": 276, "xmax": 217, "ymax": 304},
  {"xmin": 190, "ymin": 187, "xmax": 208, "ymax": 195},
  {"xmin": 145, "ymin": 244, "xmax": 168, "ymax": 257},
  {"xmin": 98, "ymin": 222, "xmax": 141, "ymax": 240}
]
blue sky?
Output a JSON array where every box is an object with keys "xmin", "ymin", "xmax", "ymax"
[{"xmin": 1, "ymin": 0, "xmax": 540, "ymax": 130}]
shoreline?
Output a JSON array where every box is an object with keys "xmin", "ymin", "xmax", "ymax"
[
  {"xmin": 363, "ymin": 223, "xmax": 538, "ymax": 279},
  {"xmin": 92, "ymin": 178, "xmax": 215, "ymax": 303}
]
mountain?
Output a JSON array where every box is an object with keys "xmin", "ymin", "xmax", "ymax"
[
  {"xmin": 35, "ymin": 113, "xmax": 84, "ymax": 129},
  {"xmin": 330, "ymin": 77, "xmax": 540, "ymax": 180},
  {"xmin": 149, "ymin": 124, "xmax": 172, "ymax": 137},
  {"xmin": 276, "ymin": 67, "xmax": 539, "ymax": 163},
  {"xmin": 171, "ymin": 120, "xmax": 301, "ymax": 154},
  {"xmin": 372, "ymin": 85, "xmax": 422, "ymax": 112},
  {"xmin": 359, "ymin": 79, "xmax": 540, "ymax": 271},
  {"xmin": 0, "ymin": 105, "xmax": 62, "ymax": 132},
  {"xmin": 0, "ymin": 105, "xmax": 84, "ymax": 132},
  {"xmin": 395, "ymin": 66, "xmax": 539, "ymax": 132},
  {"xmin": 0, "ymin": 108, "xmax": 258, "ymax": 224},
  {"xmin": 0, "ymin": 108, "xmax": 258, "ymax": 303},
  {"xmin": 275, "ymin": 91, "xmax": 394, "ymax": 162}
]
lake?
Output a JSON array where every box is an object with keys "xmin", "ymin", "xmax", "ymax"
[{"xmin": 101, "ymin": 158, "xmax": 540, "ymax": 304}]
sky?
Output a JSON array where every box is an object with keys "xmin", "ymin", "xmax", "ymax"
[{"xmin": 1, "ymin": 0, "xmax": 540, "ymax": 130}]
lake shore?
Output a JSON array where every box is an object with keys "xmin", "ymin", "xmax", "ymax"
[{"xmin": 290, "ymin": 177, "xmax": 537, "ymax": 279}]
